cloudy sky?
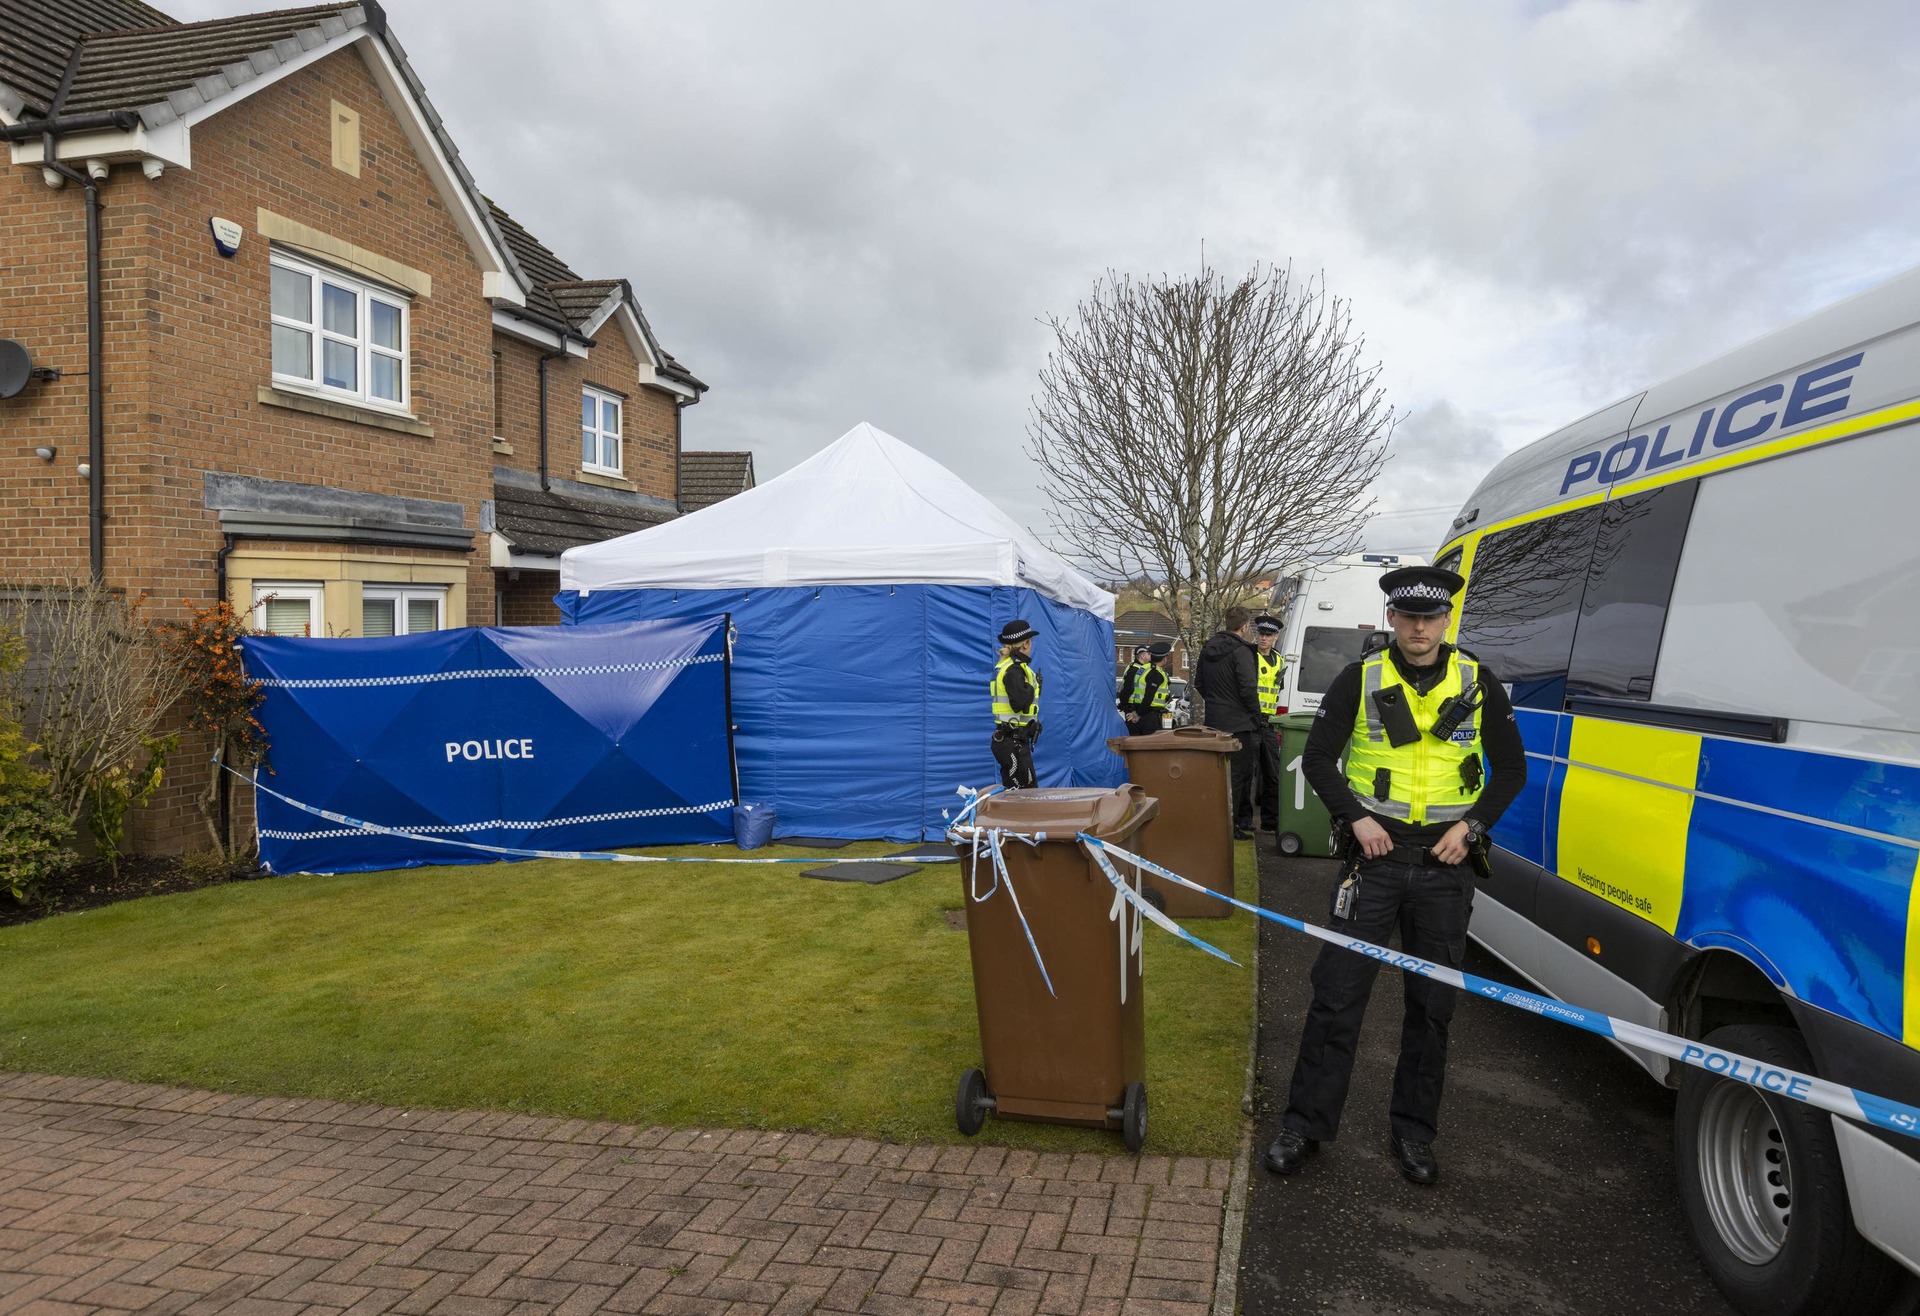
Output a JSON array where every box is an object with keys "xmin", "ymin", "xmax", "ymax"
[{"xmin": 192, "ymin": 0, "xmax": 1920, "ymax": 555}]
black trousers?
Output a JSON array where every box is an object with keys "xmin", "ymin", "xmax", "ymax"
[
  {"xmin": 992, "ymin": 726, "xmax": 1036, "ymax": 789},
  {"xmin": 1252, "ymin": 722, "xmax": 1281, "ymax": 828},
  {"xmin": 1283, "ymin": 852, "xmax": 1474, "ymax": 1144},
  {"xmin": 1129, "ymin": 708, "xmax": 1164, "ymax": 736},
  {"xmin": 1226, "ymin": 734, "xmax": 1259, "ymax": 830}
]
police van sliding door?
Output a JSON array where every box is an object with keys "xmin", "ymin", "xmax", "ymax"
[{"xmin": 1455, "ymin": 483, "xmax": 1698, "ymax": 995}]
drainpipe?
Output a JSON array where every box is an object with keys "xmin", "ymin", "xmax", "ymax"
[
  {"xmin": 35, "ymin": 132, "xmax": 110, "ymax": 582},
  {"xmin": 673, "ymin": 397, "xmax": 685, "ymax": 510},
  {"xmin": 536, "ymin": 345, "xmax": 566, "ymax": 493}
]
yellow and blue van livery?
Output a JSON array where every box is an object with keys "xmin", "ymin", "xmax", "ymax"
[{"xmin": 1439, "ymin": 266, "xmax": 1920, "ymax": 1313}]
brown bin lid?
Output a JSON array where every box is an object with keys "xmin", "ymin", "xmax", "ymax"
[
  {"xmin": 972, "ymin": 785, "xmax": 1152, "ymax": 836},
  {"xmin": 1106, "ymin": 726, "xmax": 1242, "ymax": 755}
]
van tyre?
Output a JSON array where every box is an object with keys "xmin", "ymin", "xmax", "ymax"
[{"xmin": 1674, "ymin": 1024, "xmax": 1899, "ymax": 1316}]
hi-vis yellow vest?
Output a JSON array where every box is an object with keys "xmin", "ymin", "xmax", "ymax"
[
  {"xmin": 1345, "ymin": 650, "xmax": 1483, "ymax": 824},
  {"xmin": 1120, "ymin": 660, "xmax": 1152, "ymax": 706},
  {"xmin": 992, "ymin": 657, "xmax": 1041, "ymax": 724},
  {"xmin": 1256, "ymin": 650, "xmax": 1285, "ymax": 717}
]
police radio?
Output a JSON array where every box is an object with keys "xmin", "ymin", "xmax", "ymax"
[{"xmin": 1428, "ymin": 686, "xmax": 1483, "ymax": 743}]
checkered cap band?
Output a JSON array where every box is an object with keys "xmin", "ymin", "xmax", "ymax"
[{"xmin": 1389, "ymin": 583, "xmax": 1452, "ymax": 605}]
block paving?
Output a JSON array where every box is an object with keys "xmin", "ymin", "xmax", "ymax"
[{"xmin": 0, "ymin": 1073, "xmax": 1233, "ymax": 1316}]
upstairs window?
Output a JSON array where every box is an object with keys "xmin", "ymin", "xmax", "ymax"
[
  {"xmin": 582, "ymin": 385, "xmax": 622, "ymax": 475},
  {"xmin": 270, "ymin": 252, "xmax": 408, "ymax": 410}
]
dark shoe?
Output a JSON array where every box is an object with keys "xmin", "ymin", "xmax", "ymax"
[
  {"xmin": 1389, "ymin": 1133, "xmax": 1438, "ymax": 1185},
  {"xmin": 1234, "ymin": 828, "xmax": 1254, "ymax": 841},
  {"xmin": 1264, "ymin": 1129, "xmax": 1319, "ymax": 1175}
]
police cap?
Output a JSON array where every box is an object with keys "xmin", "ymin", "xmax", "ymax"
[
  {"xmin": 999, "ymin": 619, "xmax": 1038, "ymax": 645},
  {"xmin": 1254, "ymin": 614, "xmax": 1282, "ymax": 635},
  {"xmin": 1379, "ymin": 565, "xmax": 1465, "ymax": 616},
  {"xmin": 1148, "ymin": 640, "xmax": 1173, "ymax": 659}
]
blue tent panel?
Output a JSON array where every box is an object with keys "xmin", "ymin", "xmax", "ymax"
[
  {"xmin": 558, "ymin": 584, "xmax": 1126, "ymax": 840},
  {"xmin": 241, "ymin": 617, "xmax": 735, "ymax": 874}
]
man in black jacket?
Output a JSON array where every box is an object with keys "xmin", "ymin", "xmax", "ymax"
[{"xmin": 1194, "ymin": 605, "xmax": 1263, "ymax": 839}]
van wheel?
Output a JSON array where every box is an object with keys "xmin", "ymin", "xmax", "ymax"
[{"xmin": 1674, "ymin": 1025, "xmax": 1899, "ymax": 1316}]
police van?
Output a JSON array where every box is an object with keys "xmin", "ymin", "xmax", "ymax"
[
  {"xmin": 1439, "ymin": 268, "xmax": 1920, "ymax": 1315},
  {"xmin": 1271, "ymin": 552, "xmax": 1426, "ymax": 715}
]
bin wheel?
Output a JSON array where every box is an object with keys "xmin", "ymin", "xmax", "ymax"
[
  {"xmin": 1141, "ymin": 887, "xmax": 1167, "ymax": 914},
  {"xmin": 955, "ymin": 1068, "xmax": 989, "ymax": 1137},
  {"xmin": 1122, "ymin": 1082, "xmax": 1148, "ymax": 1153},
  {"xmin": 1278, "ymin": 832, "xmax": 1303, "ymax": 857}
]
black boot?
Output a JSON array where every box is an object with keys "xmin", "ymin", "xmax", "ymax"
[
  {"xmin": 1389, "ymin": 1133, "xmax": 1438, "ymax": 1185},
  {"xmin": 1264, "ymin": 1128, "xmax": 1319, "ymax": 1175}
]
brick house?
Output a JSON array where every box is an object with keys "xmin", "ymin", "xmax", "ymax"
[{"xmin": 0, "ymin": 0, "xmax": 710, "ymax": 850}]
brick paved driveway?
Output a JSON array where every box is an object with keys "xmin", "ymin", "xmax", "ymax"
[{"xmin": 0, "ymin": 1074, "xmax": 1234, "ymax": 1316}]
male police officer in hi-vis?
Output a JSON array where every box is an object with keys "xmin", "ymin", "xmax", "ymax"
[
  {"xmin": 991, "ymin": 620, "xmax": 1042, "ymax": 789},
  {"xmin": 1252, "ymin": 615, "xmax": 1286, "ymax": 831},
  {"xmin": 1266, "ymin": 566, "xmax": 1526, "ymax": 1186},
  {"xmin": 1118, "ymin": 644, "xmax": 1154, "ymax": 732},
  {"xmin": 1132, "ymin": 641, "xmax": 1174, "ymax": 735}
]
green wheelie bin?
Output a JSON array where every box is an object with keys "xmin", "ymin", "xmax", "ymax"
[{"xmin": 1276, "ymin": 711, "xmax": 1335, "ymax": 858}]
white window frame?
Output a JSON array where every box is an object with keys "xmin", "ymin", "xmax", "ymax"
[
  {"xmin": 250, "ymin": 582, "xmax": 326, "ymax": 637},
  {"xmin": 582, "ymin": 384, "xmax": 623, "ymax": 476},
  {"xmin": 269, "ymin": 250, "xmax": 411, "ymax": 413},
  {"xmin": 361, "ymin": 584, "xmax": 446, "ymax": 636}
]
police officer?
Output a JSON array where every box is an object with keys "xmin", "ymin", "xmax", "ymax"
[
  {"xmin": 1133, "ymin": 641, "xmax": 1174, "ymax": 735},
  {"xmin": 1118, "ymin": 644, "xmax": 1155, "ymax": 732},
  {"xmin": 1252, "ymin": 615, "xmax": 1286, "ymax": 832},
  {"xmin": 991, "ymin": 620, "xmax": 1042, "ymax": 789},
  {"xmin": 1265, "ymin": 566, "xmax": 1526, "ymax": 1186},
  {"xmin": 1195, "ymin": 606, "xmax": 1263, "ymax": 839}
]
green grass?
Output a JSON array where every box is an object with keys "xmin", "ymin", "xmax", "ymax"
[{"xmin": 0, "ymin": 843, "xmax": 1256, "ymax": 1155}]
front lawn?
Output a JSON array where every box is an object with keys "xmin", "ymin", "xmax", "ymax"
[{"xmin": 0, "ymin": 842, "xmax": 1256, "ymax": 1155}]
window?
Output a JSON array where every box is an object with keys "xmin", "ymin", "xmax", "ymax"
[
  {"xmin": 582, "ymin": 386, "xmax": 622, "ymax": 474},
  {"xmin": 270, "ymin": 252, "xmax": 408, "ymax": 409},
  {"xmin": 251, "ymin": 583, "xmax": 324, "ymax": 637},
  {"xmin": 1565, "ymin": 482, "xmax": 1697, "ymax": 700},
  {"xmin": 361, "ymin": 585, "xmax": 445, "ymax": 637},
  {"xmin": 1457, "ymin": 505, "xmax": 1602, "ymax": 708},
  {"xmin": 1654, "ymin": 424, "xmax": 1920, "ymax": 732},
  {"xmin": 1297, "ymin": 625, "xmax": 1373, "ymax": 695}
]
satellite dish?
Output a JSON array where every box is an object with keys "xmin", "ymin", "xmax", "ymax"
[{"xmin": 0, "ymin": 340, "xmax": 29, "ymax": 399}]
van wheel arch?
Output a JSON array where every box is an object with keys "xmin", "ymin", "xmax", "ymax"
[{"xmin": 1667, "ymin": 949, "xmax": 1797, "ymax": 1088}]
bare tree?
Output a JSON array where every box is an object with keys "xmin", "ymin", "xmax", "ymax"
[{"xmin": 1028, "ymin": 261, "xmax": 1392, "ymax": 658}]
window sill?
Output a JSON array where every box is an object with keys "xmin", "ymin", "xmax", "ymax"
[
  {"xmin": 257, "ymin": 385, "xmax": 434, "ymax": 438},
  {"xmin": 576, "ymin": 469, "xmax": 635, "ymax": 491},
  {"xmin": 491, "ymin": 436, "xmax": 515, "ymax": 455}
]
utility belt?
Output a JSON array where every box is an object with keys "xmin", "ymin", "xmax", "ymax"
[{"xmin": 994, "ymin": 720, "xmax": 1037, "ymax": 739}]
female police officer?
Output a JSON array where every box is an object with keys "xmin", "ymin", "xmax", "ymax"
[
  {"xmin": 990, "ymin": 620, "xmax": 1041, "ymax": 788},
  {"xmin": 1265, "ymin": 566, "xmax": 1526, "ymax": 1186}
]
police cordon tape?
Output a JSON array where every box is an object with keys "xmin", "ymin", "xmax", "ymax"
[
  {"xmin": 228, "ymin": 765, "xmax": 957, "ymax": 866},
  {"xmin": 1076, "ymin": 833, "xmax": 1920, "ymax": 1145}
]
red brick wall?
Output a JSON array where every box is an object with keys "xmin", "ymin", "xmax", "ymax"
[
  {"xmin": 0, "ymin": 44, "xmax": 502, "ymax": 851},
  {"xmin": 497, "ymin": 572, "xmax": 563, "ymax": 626},
  {"xmin": 492, "ymin": 321, "xmax": 680, "ymax": 503}
]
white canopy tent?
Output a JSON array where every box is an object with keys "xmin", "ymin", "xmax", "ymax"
[{"xmin": 560, "ymin": 422, "xmax": 1114, "ymax": 619}]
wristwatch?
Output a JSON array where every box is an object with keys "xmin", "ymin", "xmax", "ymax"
[{"xmin": 1462, "ymin": 819, "xmax": 1487, "ymax": 843}]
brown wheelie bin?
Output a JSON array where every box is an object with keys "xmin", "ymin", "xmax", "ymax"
[
  {"xmin": 951, "ymin": 785, "xmax": 1159, "ymax": 1150},
  {"xmin": 1106, "ymin": 726, "xmax": 1239, "ymax": 919}
]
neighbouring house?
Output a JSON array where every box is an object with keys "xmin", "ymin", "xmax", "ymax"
[
  {"xmin": 0, "ymin": 0, "xmax": 713, "ymax": 850},
  {"xmin": 1113, "ymin": 608, "xmax": 1187, "ymax": 681}
]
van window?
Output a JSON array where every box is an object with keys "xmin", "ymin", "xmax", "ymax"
[
  {"xmin": 1457, "ymin": 505, "xmax": 1602, "ymax": 706},
  {"xmin": 1298, "ymin": 625, "xmax": 1371, "ymax": 694},
  {"xmin": 1653, "ymin": 424, "xmax": 1920, "ymax": 733},
  {"xmin": 1566, "ymin": 482, "xmax": 1698, "ymax": 700}
]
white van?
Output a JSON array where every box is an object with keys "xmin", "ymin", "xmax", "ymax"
[
  {"xmin": 1270, "ymin": 552, "xmax": 1426, "ymax": 714},
  {"xmin": 1438, "ymin": 266, "xmax": 1920, "ymax": 1315}
]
